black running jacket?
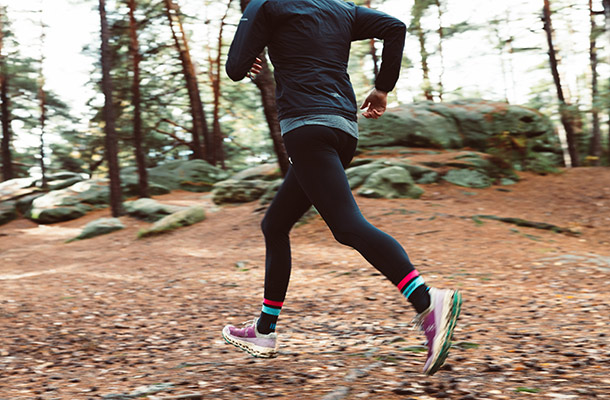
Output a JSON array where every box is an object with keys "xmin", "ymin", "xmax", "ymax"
[{"xmin": 226, "ymin": 0, "xmax": 406, "ymax": 122}]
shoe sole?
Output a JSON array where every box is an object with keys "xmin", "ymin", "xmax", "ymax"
[
  {"xmin": 222, "ymin": 327, "xmax": 278, "ymax": 358},
  {"xmin": 425, "ymin": 290, "xmax": 462, "ymax": 376}
]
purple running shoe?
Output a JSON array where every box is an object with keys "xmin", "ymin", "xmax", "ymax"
[
  {"xmin": 222, "ymin": 319, "xmax": 278, "ymax": 358},
  {"xmin": 413, "ymin": 288, "xmax": 462, "ymax": 375}
]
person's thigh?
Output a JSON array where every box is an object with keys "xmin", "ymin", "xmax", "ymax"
[{"xmin": 282, "ymin": 125, "xmax": 361, "ymax": 228}]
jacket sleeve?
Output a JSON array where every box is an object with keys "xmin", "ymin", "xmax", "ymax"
[
  {"xmin": 352, "ymin": 6, "xmax": 406, "ymax": 93},
  {"xmin": 225, "ymin": 0, "xmax": 272, "ymax": 82}
]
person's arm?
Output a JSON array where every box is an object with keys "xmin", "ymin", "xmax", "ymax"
[
  {"xmin": 352, "ymin": 6, "xmax": 406, "ymax": 93},
  {"xmin": 225, "ymin": 0, "xmax": 272, "ymax": 82}
]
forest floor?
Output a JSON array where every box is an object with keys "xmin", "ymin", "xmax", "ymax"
[{"xmin": 0, "ymin": 162, "xmax": 609, "ymax": 400}]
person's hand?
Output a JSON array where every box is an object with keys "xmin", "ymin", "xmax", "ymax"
[
  {"xmin": 247, "ymin": 57, "xmax": 263, "ymax": 79},
  {"xmin": 360, "ymin": 88, "xmax": 388, "ymax": 119}
]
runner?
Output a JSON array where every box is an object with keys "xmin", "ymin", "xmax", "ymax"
[{"xmin": 222, "ymin": 0, "xmax": 461, "ymax": 375}]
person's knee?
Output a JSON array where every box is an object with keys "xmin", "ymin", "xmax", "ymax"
[
  {"xmin": 331, "ymin": 229, "xmax": 355, "ymax": 247},
  {"xmin": 261, "ymin": 214, "xmax": 287, "ymax": 238}
]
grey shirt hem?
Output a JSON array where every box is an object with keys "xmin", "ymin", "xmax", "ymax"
[{"xmin": 280, "ymin": 114, "xmax": 359, "ymax": 139}]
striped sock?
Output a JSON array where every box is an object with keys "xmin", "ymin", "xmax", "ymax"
[
  {"xmin": 257, "ymin": 298, "xmax": 283, "ymax": 334},
  {"xmin": 397, "ymin": 269, "xmax": 430, "ymax": 313}
]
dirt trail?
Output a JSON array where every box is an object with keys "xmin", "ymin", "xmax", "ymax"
[{"xmin": 1, "ymin": 167, "xmax": 609, "ymax": 399}]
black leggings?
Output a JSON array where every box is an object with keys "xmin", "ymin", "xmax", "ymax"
[{"xmin": 261, "ymin": 125, "xmax": 416, "ymax": 302}]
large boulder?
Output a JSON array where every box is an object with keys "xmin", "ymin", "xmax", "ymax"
[
  {"xmin": 148, "ymin": 160, "xmax": 230, "ymax": 192},
  {"xmin": 358, "ymin": 100, "xmax": 563, "ymax": 172},
  {"xmin": 443, "ymin": 169, "xmax": 492, "ymax": 188},
  {"xmin": 359, "ymin": 107, "xmax": 462, "ymax": 149},
  {"xmin": 138, "ymin": 206, "xmax": 206, "ymax": 238},
  {"xmin": 229, "ymin": 164, "xmax": 282, "ymax": 182},
  {"xmin": 28, "ymin": 180, "xmax": 109, "ymax": 224},
  {"xmin": 346, "ymin": 160, "xmax": 439, "ymax": 190},
  {"xmin": 357, "ymin": 166, "xmax": 424, "ymax": 199},
  {"xmin": 212, "ymin": 179, "xmax": 272, "ymax": 205},
  {"xmin": 119, "ymin": 171, "xmax": 171, "ymax": 197},
  {"xmin": 0, "ymin": 201, "xmax": 17, "ymax": 225},
  {"xmin": 0, "ymin": 177, "xmax": 39, "ymax": 202},
  {"xmin": 123, "ymin": 198, "xmax": 187, "ymax": 222},
  {"xmin": 68, "ymin": 218, "xmax": 125, "ymax": 242}
]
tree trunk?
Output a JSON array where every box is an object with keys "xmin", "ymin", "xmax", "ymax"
[
  {"xmin": 365, "ymin": 0, "xmax": 379, "ymax": 80},
  {"xmin": 542, "ymin": 0, "xmax": 580, "ymax": 167},
  {"xmin": 164, "ymin": 0, "xmax": 211, "ymax": 162},
  {"xmin": 603, "ymin": 0, "xmax": 610, "ymax": 164},
  {"xmin": 209, "ymin": 0, "xmax": 233, "ymax": 169},
  {"xmin": 0, "ymin": 10, "xmax": 13, "ymax": 181},
  {"xmin": 411, "ymin": 0, "xmax": 433, "ymax": 101},
  {"xmin": 128, "ymin": 0, "xmax": 150, "ymax": 197},
  {"xmin": 589, "ymin": 0, "xmax": 601, "ymax": 166},
  {"xmin": 435, "ymin": 0, "xmax": 444, "ymax": 101},
  {"xmin": 38, "ymin": 83, "xmax": 47, "ymax": 189},
  {"xmin": 38, "ymin": 13, "xmax": 47, "ymax": 189},
  {"xmin": 239, "ymin": 0, "xmax": 289, "ymax": 176},
  {"xmin": 99, "ymin": 0, "xmax": 124, "ymax": 217}
]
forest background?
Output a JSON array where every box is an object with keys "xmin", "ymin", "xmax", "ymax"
[{"xmin": 1, "ymin": 0, "xmax": 609, "ymax": 210}]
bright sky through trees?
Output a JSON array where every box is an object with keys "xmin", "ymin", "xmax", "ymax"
[{"xmin": 3, "ymin": 0, "xmax": 597, "ymax": 148}]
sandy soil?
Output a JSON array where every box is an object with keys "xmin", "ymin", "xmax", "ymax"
[{"xmin": 0, "ymin": 166, "xmax": 609, "ymax": 400}]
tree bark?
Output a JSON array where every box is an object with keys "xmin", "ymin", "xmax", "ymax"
[
  {"xmin": 128, "ymin": 0, "xmax": 150, "ymax": 197},
  {"xmin": 164, "ymin": 0, "xmax": 211, "ymax": 162},
  {"xmin": 38, "ymin": 83, "xmax": 47, "ymax": 188},
  {"xmin": 589, "ymin": 0, "xmax": 601, "ymax": 166},
  {"xmin": 209, "ymin": 0, "xmax": 233, "ymax": 169},
  {"xmin": 365, "ymin": 0, "xmax": 379, "ymax": 80},
  {"xmin": 239, "ymin": 0, "xmax": 289, "ymax": 176},
  {"xmin": 38, "ymin": 14, "xmax": 47, "ymax": 189},
  {"xmin": 0, "ymin": 9, "xmax": 13, "ymax": 181},
  {"xmin": 411, "ymin": 0, "xmax": 434, "ymax": 101},
  {"xmin": 602, "ymin": 0, "xmax": 610, "ymax": 164},
  {"xmin": 435, "ymin": 0, "xmax": 445, "ymax": 101},
  {"xmin": 542, "ymin": 0, "xmax": 580, "ymax": 167},
  {"xmin": 99, "ymin": 0, "xmax": 124, "ymax": 216}
]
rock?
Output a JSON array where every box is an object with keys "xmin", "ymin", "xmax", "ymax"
[
  {"xmin": 69, "ymin": 218, "xmax": 125, "ymax": 242},
  {"xmin": 28, "ymin": 180, "xmax": 109, "ymax": 224},
  {"xmin": 357, "ymin": 166, "xmax": 424, "ymax": 199},
  {"xmin": 357, "ymin": 100, "xmax": 563, "ymax": 172},
  {"xmin": 15, "ymin": 193, "xmax": 45, "ymax": 214},
  {"xmin": 120, "ymin": 174, "xmax": 171, "ymax": 197},
  {"xmin": 47, "ymin": 177, "xmax": 85, "ymax": 191},
  {"xmin": 30, "ymin": 205, "xmax": 91, "ymax": 224},
  {"xmin": 443, "ymin": 169, "xmax": 492, "ymax": 188},
  {"xmin": 259, "ymin": 179, "xmax": 283, "ymax": 205},
  {"xmin": 212, "ymin": 179, "xmax": 272, "ymax": 205},
  {"xmin": 359, "ymin": 104, "xmax": 462, "ymax": 149},
  {"xmin": 148, "ymin": 160, "xmax": 230, "ymax": 192},
  {"xmin": 416, "ymin": 171, "xmax": 440, "ymax": 184},
  {"xmin": 138, "ymin": 206, "xmax": 205, "ymax": 238},
  {"xmin": 346, "ymin": 162, "xmax": 388, "ymax": 189},
  {"xmin": 0, "ymin": 200, "xmax": 17, "ymax": 225},
  {"xmin": 229, "ymin": 164, "xmax": 282, "ymax": 181},
  {"xmin": 123, "ymin": 198, "xmax": 187, "ymax": 222},
  {"xmin": 0, "ymin": 177, "xmax": 38, "ymax": 202}
]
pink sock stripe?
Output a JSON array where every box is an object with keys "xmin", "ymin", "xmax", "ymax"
[
  {"xmin": 263, "ymin": 299, "xmax": 284, "ymax": 307},
  {"xmin": 397, "ymin": 270, "xmax": 420, "ymax": 291}
]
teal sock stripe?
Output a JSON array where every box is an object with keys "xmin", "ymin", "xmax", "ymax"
[
  {"xmin": 402, "ymin": 276, "xmax": 425, "ymax": 299},
  {"xmin": 262, "ymin": 304, "xmax": 281, "ymax": 316}
]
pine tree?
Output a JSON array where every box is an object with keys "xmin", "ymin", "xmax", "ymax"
[
  {"xmin": 542, "ymin": 0, "xmax": 580, "ymax": 167},
  {"xmin": 0, "ymin": 6, "xmax": 13, "ymax": 181},
  {"xmin": 128, "ymin": 0, "xmax": 150, "ymax": 197},
  {"xmin": 99, "ymin": 0, "xmax": 124, "ymax": 216}
]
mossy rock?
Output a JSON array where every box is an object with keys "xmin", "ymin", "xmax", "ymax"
[
  {"xmin": 443, "ymin": 169, "xmax": 492, "ymax": 188},
  {"xmin": 138, "ymin": 206, "xmax": 206, "ymax": 238},
  {"xmin": 68, "ymin": 218, "xmax": 125, "ymax": 242},
  {"xmin": 357, "ymin": 166, "xmax": 424, "ymax": 199}
]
